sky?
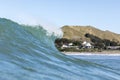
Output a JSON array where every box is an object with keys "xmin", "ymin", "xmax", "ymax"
[{"xmin": 0, "ymin": 0, "xmax": 120, "ymax": 34}]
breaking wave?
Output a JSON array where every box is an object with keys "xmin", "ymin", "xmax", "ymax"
[{"xmin": 0, "ymin": 18, "xmax": 120, "ymax": 80}]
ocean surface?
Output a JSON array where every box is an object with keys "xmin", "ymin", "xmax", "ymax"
[
  {"xmin": 0, "ymin": 18, "xmax": 120, "ymax": 80},
  {"xmin": 70, "ymin": 55, "xmax": 120, "ymax": 72}
]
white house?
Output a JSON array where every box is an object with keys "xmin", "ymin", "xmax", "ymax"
[
  {"xmin": 86, "ymin": 43, "xmax": 92, "ymax": 48},
  {"xmin": 68, "ymin": 43, "xmax": 73, "ymax": 46},
  {"xmin": 61, "ymin": 44, "xmax": 68, "ymax": 49},
  {"xmin": 82, "ymin": 41, "xmax": 92, "ymax": 48}
]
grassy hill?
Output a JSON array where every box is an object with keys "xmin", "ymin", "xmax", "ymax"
[{"xmin": 62, "ymin": 25, "xmax": 120, "ymax": 43}]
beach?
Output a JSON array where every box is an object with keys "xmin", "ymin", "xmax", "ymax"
[{"xmin": 63, "ymin": 50, "xmax": 120, "ymax": 56}]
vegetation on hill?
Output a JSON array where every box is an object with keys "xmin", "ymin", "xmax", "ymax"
[
  {"xmin": 85, "ymin": 33, "xmax": 120, "ymax": 49},
  {"xmin": 55, "ymin": 25, "xmax": 120, "ymax": 52}
]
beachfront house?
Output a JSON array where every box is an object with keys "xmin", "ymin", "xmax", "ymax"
[
  {"xmin": 68, "ymin": 43, "xmax": 73, "ymax": 46},
  {"xmin": 61, "ymin": 44, "xmax": 68, "ymax": 49},
  {"xmin": 61, "ymin": 42, "xmax": 78, "ymax": 49},
  {"xmin": 82, "ymin": 41, "xmax": 92, "ymax": 48}
]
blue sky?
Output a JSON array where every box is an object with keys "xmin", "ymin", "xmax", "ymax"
[{"xmin": 0, "ymin": 0, "xmax": 120, "ymax": 33}]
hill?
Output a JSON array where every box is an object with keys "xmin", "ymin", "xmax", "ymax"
[{"xmin": 61, "ymin": 25, "xmax": 120, "ymax": 43}]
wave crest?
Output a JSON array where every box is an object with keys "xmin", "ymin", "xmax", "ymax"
[{"xmin": 0, "ymin": 18, "xmax": 120, "ymax": 80}]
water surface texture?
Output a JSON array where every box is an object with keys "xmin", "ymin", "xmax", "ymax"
[{"xmin": 0, "ymin": 18, "xmax": 120, "ymax": 80}]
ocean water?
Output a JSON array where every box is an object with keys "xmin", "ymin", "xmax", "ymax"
[
  {"xmin": 0, "ymin": 18, "xmax": 120, "ymax": 80},
  {"xmin": 71, "ymin": 55, "xmax": 120, "ymax": 71}
]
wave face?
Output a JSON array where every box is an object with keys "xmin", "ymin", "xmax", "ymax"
[{"xmin": 0, "ymin": 18, "xmax": 120, "ymax": 80}]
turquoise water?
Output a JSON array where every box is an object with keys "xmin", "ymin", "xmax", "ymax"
[{"xmin": 0, "ymin": 18, "xmax": 120, "ymax": 80}]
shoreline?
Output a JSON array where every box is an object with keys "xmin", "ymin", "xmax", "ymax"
[{"xmin": 62, "ymin": 50, "xmax": 120, "ymax": 56}]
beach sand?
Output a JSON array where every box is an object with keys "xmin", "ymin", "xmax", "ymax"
[{"xmin": 62, "ymin": 50, "xmax": 120, "ymax": 56}]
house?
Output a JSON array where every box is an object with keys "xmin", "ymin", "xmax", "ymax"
[
  {"xmin": 68, "ymin": 43, "xmax": 73, "ymax": 46},
  {"xmin": 61, "ymin": 44, "xmax": 68, "ymax": 49},
  {"xmin": 86, "ymin": 43, "xmax": 92, "ymax": 48},
  {"xmin": 61, "ymin": 43, "xmax": 78, "ymax": 49},
  {"xmin": 82, "ymin": 41, "xmax": 92, "ymax": 48}
]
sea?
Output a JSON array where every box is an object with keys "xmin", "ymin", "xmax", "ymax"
[
  {"xmin": 0, "ymin": 18, "xmax": 120, "ymax": 80},
  {"xmin": 69, "ymin": 54, "xmax": 120, "ymax": 72}
]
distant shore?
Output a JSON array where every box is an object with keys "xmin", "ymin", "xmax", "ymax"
[{"xmin": 62, "ymin": 50, "xmax": 120, "ymax": 56}]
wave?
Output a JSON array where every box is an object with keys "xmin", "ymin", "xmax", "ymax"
[{"xmin": 0, "ymin": 18, "xmax": 120, "ymax": 80}]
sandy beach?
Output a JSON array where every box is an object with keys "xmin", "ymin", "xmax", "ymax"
[{"xmin": 62, "ymin": 50, "xmax": 120, "ymax": 56}]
